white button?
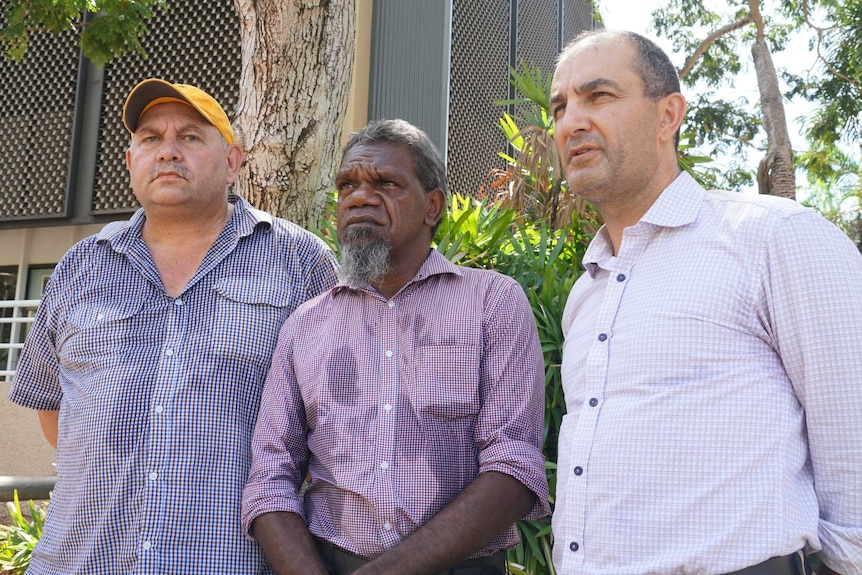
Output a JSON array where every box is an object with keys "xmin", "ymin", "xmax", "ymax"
[
  {"xmin": 165, "ymin": 349, "xmax": 173, "ymax": 356},
  {"xmin": 383, "ymin": 522, "xmax": 392, "ymax": 530},
  {"xmin": 380, "ymin": 461, "xmax": 388, "ymax": 470},
  {"xmin": 96, "ymin": 313, "xmax": 105, "ymax": 321},
  {"xmin": 385, "ymin": 350, "xmax": 393, "ymax": 358},
  {"xmin": 154, "ymin": 405, "xmax": 164, "ymax": 414},
  {"xmin": 387, "ymin": 300, "xmax": 395, "ymax": 308},
  {"xmin": 174, "ymin": 299, "xmax": 184, "ymax": 306},
  {"xmin": 383, "ymin": 403, "xmax": 392, "ymax": 412},
  {"xmin": 149, "ymin": 472, "xmax": 158, "ymax": 481},
  {"xmin": 142, "ymin": 541, "xmax": 152, "ymax": 550}
]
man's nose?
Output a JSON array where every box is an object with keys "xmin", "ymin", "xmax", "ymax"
[
  {"xmin": 342, "ymin": 181, "xmax": 383, "ymax": 206},
  {"xmin": 156, "ymin": 138, "xmax": 181, "ymax": 161}
]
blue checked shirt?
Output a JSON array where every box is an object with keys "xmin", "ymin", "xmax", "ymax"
[
  {"xmin": 553, "ymin": 172, "xmax": 862, "ymax": 575},
  {"xmin": 9, "ymin": 195, "xmax": 338, "ymax": 575},
  {"xmin": 242, "ymin": 250, "xmax": 550, "ymax": 558}
]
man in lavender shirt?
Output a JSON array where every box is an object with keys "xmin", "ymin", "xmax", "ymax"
[{"xmin": 242, "ymin": 119, "xmax": 549, "ymax": 575}]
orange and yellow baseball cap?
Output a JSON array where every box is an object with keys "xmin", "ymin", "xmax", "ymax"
[{"xmin": 123, "ymin": 78, "xmax": 235, "ymax": 145}]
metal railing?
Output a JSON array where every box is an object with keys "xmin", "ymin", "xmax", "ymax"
[{"xmin": 0, "ymin": 299, "xmax": 40, "ymax": 382}]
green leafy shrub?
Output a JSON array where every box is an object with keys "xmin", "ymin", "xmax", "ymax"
[{"xmin": 0, "ymin": 491, "xmax": 47, "ymax": 574}]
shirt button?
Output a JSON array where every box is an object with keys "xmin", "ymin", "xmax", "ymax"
[
  {"xmin": 616, "ymin": 273, "xmax": 626, "ymax": 282},
  {"xmin": 149, "ymin": 472, "xmax": 158, "ymax": 481},
  {"xmin": 385, "ymin": 350, "xmax": 393, "ymax": 358},
  {"xmin": 154, "ymin": 405, "xmax": 164, "ymax": 414},
  {"xmin": 96, "ymin": 313, "xmax": 105, "ymax": 321},
  {"xmin": 574, "ymin": 466, "xmax": 583, "ymax": 475},
  {"xmin": 174, "ymin": 299, "xmax": 184, "ymax": 306},
  {"xmin": 569, "ymin": 541, "xmax": 579, "ymax": 552},
  {"xmin": 380, "ymin": 461, "xmax": 389, "ymax": 470},
  {"xmin": 597, "ymin": 333, "xmax": 607, "ymax": 342},
  {"xmin": 383, "ymin": 403, "xmax": 392, "ymax": 412},
  {"xmin": 165, "ymin": 348, "xmax": 174, "ymax": 357},
  {"xmin": 383, "ymin": 522, "xmax": 393, "ymax": 530},
  {"xmin": 589, "ymin": 398, "xmax": 598, "ymax": 407},
  {"xmin": 142, "ymin": 541, "xmax": 152, "ymax": 550},
  {"xmin": 387, "ymin": 300, "xmax": 395, "ymax": 308}
]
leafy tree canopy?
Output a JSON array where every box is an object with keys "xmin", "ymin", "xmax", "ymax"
[{"xmin": 1, "ymin": 0, "xmax": 167, "ymax": 66}]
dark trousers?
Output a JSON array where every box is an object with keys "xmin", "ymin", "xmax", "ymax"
[
  {"xmin": 313, "ymin": 537, "xmax": 507, "ymax": 575},
  {"xmin": 725, "ymin": 552, "xmax": 812, "ymax": 575}
]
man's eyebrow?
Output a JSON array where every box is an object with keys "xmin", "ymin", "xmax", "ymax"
[
  {"xmin": 552, "ymin": 77, "xmax": 626, "ymax": 102},
  {"xmin": 578, "ymin": 77, "xmax": 625, "ymax": 94}
]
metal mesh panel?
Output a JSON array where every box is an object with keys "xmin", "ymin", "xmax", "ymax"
[
  {"xmin": 517, "ymin": 0, "xmax": 558, "ymax": 73},
  {"xmin": 447, "ymin": 1, "xmax": 511, "ymax": 197},
  {"xmin": 515, "ymin": 0, "xmax": 558, "ymax": 124},
  {"xmin": 92, "ymin": 0, "xmax": 241, "ymax": 214},
  {"xmin": 0, "ymin": 13, "xmax": 79, "ymax": 221},
  {"xmin": 563, "ymin": 0, "xmax": 597, "ymax": 45}
]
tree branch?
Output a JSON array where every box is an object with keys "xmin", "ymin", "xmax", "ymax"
[
  {"xmin": 679, "ymin": 16, "xmax": 753, "ymax": 79},
  {"xmin": 802, "ymin": 0, "xmax": 860, "ymax": 91}
]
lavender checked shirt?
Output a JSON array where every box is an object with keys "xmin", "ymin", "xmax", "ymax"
[
  {"xmin": 9, "ymin": 195, "xmax": 338, "ymax": 575},
  {"xmin": 553, "ymin": 172, "xmax": 862, "ymax": 575},
  {"xmin": 242, "ymin": 249, "xmax": 550, "ymax": 559}
]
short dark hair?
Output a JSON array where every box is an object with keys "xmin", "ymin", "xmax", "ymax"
[
  {"xmin": 558, "ymin": 30, "xmax": 682, "ymax": 146},
  {"xmin": 559, "ymin": 29, "xmax": 680, "ymax": 99},
  {"xmin": 341, "ymin": 119, "xmax": 447, "ymax": 194}
]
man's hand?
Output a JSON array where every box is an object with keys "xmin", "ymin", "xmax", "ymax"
[{"xmin": 353, "ymin": 471, "xmax": 535, "ymax": 575}]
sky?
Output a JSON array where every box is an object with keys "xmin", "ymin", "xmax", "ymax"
[{"xmin": 598, "ymin": 0, "xmax": 825, "ymax": 195}]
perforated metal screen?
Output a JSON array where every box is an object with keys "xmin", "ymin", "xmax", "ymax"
[
  {"xmin": 446, "ymin": 0, "xmax": 594, "ymax": 198},
  {"xmin": 93, "ymin": 0, "xmax": 242, "ymax": 214},
  {"xmin": 0, "ymin": 13, "xmax": 80, "ymax": 221},
  {"xmin": 446, "ymin": 1, "xmax": 511, "ymax": 197},
  {"xmin": 563, "ymin": 0, "xmax": 597, "ymax": 47}
]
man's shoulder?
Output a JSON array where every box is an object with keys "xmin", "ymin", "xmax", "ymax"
[{"xmin": 705, "ymin": 188, "xmax": 811, "ymax": 222}]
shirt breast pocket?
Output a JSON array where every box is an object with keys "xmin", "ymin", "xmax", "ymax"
[
  {"xmin": 408, "ymin": 344, "xmax": 481, "ymax": 421},
  {"xmin": 210, "ymin": 278, "xmax": 294, "ymax": 367},
  {"xmin": 61, "ymin": 301, "xmax": 145, "ymax": 375}
]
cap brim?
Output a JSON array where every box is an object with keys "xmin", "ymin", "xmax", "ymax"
[{"xmin": 123, "ymin": 79, "xmax": 191, "ymax": 134}]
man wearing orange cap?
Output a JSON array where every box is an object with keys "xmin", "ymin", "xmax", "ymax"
[{"xmin": 9, "ymin": 78, "xmax": 338, "ymax": 574}]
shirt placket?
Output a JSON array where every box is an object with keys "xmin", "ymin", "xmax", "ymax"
[
  {"xmin": 139, "ymin": 291, "xmax": 189, "ymax": 569},
  {"xmin": 375, "ymin": 294, "xmax": 400, "ymax": 547},
  {"xmin": 561, "ymin": 230, "xmax": 649, "ymax": 572}
]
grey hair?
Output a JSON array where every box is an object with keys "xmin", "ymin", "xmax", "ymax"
[{"xmin": 341, "ymin": 119, "xmax": 447, "ymax": 194}]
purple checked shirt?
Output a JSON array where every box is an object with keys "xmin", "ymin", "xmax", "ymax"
[{"xmin": 242, "ymin": 249, "xmax": 550, "ymax": 558}]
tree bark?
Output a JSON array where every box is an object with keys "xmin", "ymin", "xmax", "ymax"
[
  {"xmin": 749, "ymin": 0, "xmax": 795, "ymax": 199},
  {"xmin": 233, "ymin": 0, "xmax": 356, "ymax": 227}
]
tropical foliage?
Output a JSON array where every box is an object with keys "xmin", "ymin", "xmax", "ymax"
[{"xmin": 0, "ymin": 491, "xmax": 46, "ymax": 574}]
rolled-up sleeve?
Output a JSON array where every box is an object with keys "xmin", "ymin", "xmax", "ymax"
[
  {"xmin": 476, "ymin": 279, "xmax": 550, "ymax": 520},
  {"xmin": 241, "ymin": 320, "xmax": 310, "ymax": 537}
]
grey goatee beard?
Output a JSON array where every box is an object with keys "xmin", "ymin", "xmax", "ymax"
[{"xmin": 338, "ymin": 227, "xmax": 391, "ymax": 286}]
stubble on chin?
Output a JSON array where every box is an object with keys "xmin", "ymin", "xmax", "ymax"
[{"xmin": 338, "ymin": 226, "xmax": 391, "ymax": 287}]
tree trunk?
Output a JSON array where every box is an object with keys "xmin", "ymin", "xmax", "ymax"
[
  {"xmin": 233, "ymin": 0, "xmax": 356, "ymax": 227},
  {"xmin": 749, "ymin": 0, "xmax": 795, "ymax": 199}
]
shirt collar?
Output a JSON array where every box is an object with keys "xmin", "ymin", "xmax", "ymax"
[
  {"xmin": 96, "ymin": 194, "xmax": 272, "ymax": 253},
  {"xmin": 582, "ymin": 171, "xmax": 705, "ymax": 277},
  {"xmin": 332, "ymin": 248, "xmax": 462, "ymax": 297}
]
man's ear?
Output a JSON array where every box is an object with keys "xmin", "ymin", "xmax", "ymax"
[
  {"xmin": 425, "ymin": 188, "xmax": 447, "ymax": 228},
  {"xmin": 225, "ymin": 144, "xmax": 244, "ymax": 184},
  {"xmin": 658, "ymin": 92, "xmax": 686, "ymax": 144}
]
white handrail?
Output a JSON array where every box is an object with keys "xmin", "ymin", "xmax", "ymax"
[{"xmin": 1, "ymin": 299, "xmax": 41, "ymax": 382}]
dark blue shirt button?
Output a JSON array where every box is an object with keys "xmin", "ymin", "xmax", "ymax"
[
  {"xmin": 617, "ymin": 273, "xmax": 626, "ymax": 282},
  {"xmin": 574, "ymin": 466, "xmax": 583, "ymax": 475},
  {"xmin": 589, "ymin": 398, "xmax": 598, "ymax": 407},
  {"xmin": 569, "ymin": 541, "xmax": 579, "ymax": 552},
  {"xmin": 598, "ymin": 333, "xmax": 607, "ymax": 342}
]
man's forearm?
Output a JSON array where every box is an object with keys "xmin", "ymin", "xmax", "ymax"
[
  {"xmin": 354, "ymin": 471, "xmax": 536, "ymax": 575},
  {"xmin": 251, "ymin": 511, "xmax": 329, "ymax": 575}
]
